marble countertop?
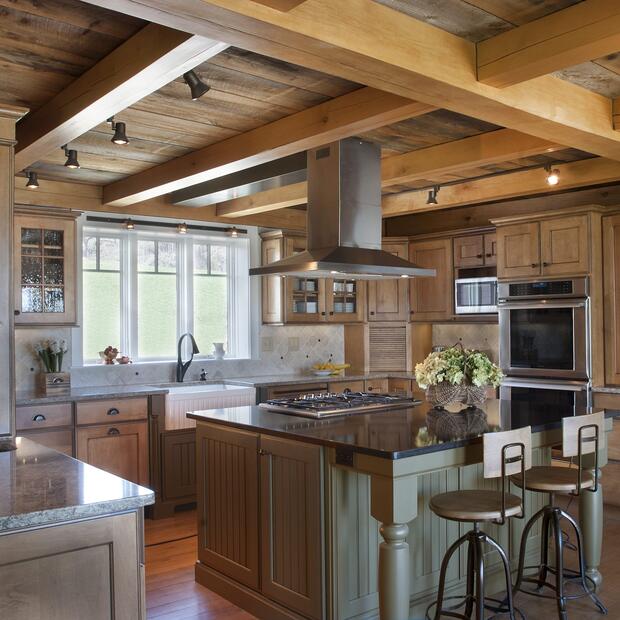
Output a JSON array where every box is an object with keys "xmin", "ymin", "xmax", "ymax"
[
  {"xmin": 188, "ymin": 398, "xmax": 619, "ymax": 461},
  {"xmin": 0, "ymin": 437, "xmax": 153, "ymax": 532},
  {"xmin": 15, "ymin": 384, "xmax": 170, "ymax": 406}
]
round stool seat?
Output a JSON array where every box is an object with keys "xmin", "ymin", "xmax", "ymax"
[
  {"xmin": 511, "ymin": 465, "xmax": 594, "ymax": 493},
  {"xmin": 430, "ymin": 490, "xmax": 522, "ymax": 522}
]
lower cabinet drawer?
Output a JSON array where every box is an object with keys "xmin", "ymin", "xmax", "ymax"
[
  {"xmin": 328, "ymin": 379, "xmax": 365, "ymax": 393},
  {"xmin": 16, "ymin": 403, "xmax": 72, "ymax": 431},
  {"xmin": 19, "ymin": 429, "xmax": 74, "ymax": 456},
  {"xmin": 364, "ymin": 378, "xmax": 389, "ymax": 393},
  {"xmin": 76, "ymin": 421, "xmax": 148, "ymax": 486},
  {"xmin": 76, "ymin": 397, "xmax": 148, "ymax": 426},
  {"xmin": 387, "ymin": 378, "xmax": 413, "ymax": 395}
]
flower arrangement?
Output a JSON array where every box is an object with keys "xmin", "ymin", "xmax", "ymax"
[
  {"xmin": 34, "ymin": 339, "xmax": 68, "ymax": 373},
  {"xmin": 415, "ymin": 344, "xmax": 502, "ymax": 408}
]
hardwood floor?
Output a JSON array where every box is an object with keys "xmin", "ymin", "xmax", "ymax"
[
  {"xmin": 144, "ymin": 503, "xmax": 620, "ymax": 619},
  {"xmin": 145, "ymin": 509, "xmax": 254, "ymax": 619}
]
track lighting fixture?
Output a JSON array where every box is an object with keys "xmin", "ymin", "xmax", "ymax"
[
  {"xmin": 545, "ymin": 164, "xmax": 560, "ymax": 186},
  {"xmin": 183, "ymin": 70, "xmax": 210, "ymax": 100},
  {"xmin": 426, "ymin": 185, "xmax": 440, "ymax": 205},
  {"xmin": 227, "ymin": 226, "xmax": 239, "ymax": 238},
  {"xmin": 62, "ymin": 145, "xmax": 80, "ymax": 169},
  {"xmin": 177, "ymin": 222, "xmax": 188, "ymax": 235},
  {"xmin": 124, "ymin": 219, "xmax": 135, "ymax": 230},
  {"xmin": 25, "ymin": 170, "xmax": 39, "ymax": 189},
  {"xmin": 107, "ymin": 116, "xmax": 129, "ymax": 145}
]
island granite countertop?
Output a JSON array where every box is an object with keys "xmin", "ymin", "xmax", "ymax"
[
  {"xmin": 187, "ymin": 398, "xmax": 618, "ymax": 460},
  {"xmin": 0, "ymin": 437, "xmax": 154, "ymax": 532}
]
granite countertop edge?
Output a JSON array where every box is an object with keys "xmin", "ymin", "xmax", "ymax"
[{"xmin": 0, "ymin": 492, "xmax": 155, "ymax": 533}]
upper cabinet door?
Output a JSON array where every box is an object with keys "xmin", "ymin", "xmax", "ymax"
[
  {"xmin": 484, "ymin": 232, "xmax": 498, "ymax": 267},
  {"xmin": 261, "ymin": 237, "xmax": 283, "ymax": 324},
  {"xmin": 453, "ymin": 235, "xmax": 484, "ymax": 268},
  {"xmin": 368, "ymin": 241, "xmax": 409, "ymax": 321},
  {"xmin": 540, "ymin": 215, "xmax": 589, "ymax": 276},
  {"xmin": 409, "ymin": 238, "xmax": 453, "ymax": 321},
  {"xmin": 496, "ymin": 222, "xmax": 540, "ymax": 279},
  {"xmin": 325, "ymin": 278, "xmax": 366, "ymax": 323},
  {"xmin": 14, "ymin": 213, "xmax": 77, "ymax": 325},
  {"xmin": 604, "ymin": 214, "xmax": 620, "ymax": 385}
]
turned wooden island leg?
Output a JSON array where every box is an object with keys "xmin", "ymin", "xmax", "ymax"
[
  {"xmin": 370, "ymin": 474, "xmax": 418, "ymax": 620},
  {"xmin": 579, "ymin": 468, "xmax": 603, "ymax": 589}
]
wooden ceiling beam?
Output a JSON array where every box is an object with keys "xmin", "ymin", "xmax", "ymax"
[
  {"xmin": 477, "ymin": 0, "xmax": 620, "ymax": 87},
  {"xmin": 100, "ymin": 87, "xmax": 435, "ymax": 206},
  {"xmin": 382, "ymin": 157, "xmax": 620, "ymax": 217},
  {"xmin": 252, "ymin": 0, "xmax": 308, "ymax": 10},
  {"xmin": 79, "ymin": 0, "xmax": 620, "ymax": 161},
  {"xmin": 215, "ymin": 128, "xmax": 561, "ymax": 217},
  {"xmin": 13, "ymin": 178, "xmax": 306, "ymax": 231},
  {"xmin": 14, "ymin": 24, "xmax": 228, "ymax": 172}
]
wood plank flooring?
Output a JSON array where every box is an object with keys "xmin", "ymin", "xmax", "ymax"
[{"xmin": 144, "ymin": 503, "xmax": 620, "ymax": 619}]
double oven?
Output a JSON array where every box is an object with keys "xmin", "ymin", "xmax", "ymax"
[{"xmin": 498, "ymin": 277, "xmax": 591, "ymax": 411}]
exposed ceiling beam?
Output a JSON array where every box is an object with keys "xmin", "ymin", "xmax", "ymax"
[
  {"xmin": 613, "ymin": 99, "xmax": 620, "ymax": 132},
  {"xmin": 79, "ymin": 0, "xmax": 620, "ymax": 161},
  {"xmin": 14, "ymin": 178, "xmax": 306, "ymax": 231},
  {"xmin": 100, "ymin": 87, "xmax": 435, "ymax": 206},
  {"xmin": 252, "ymin": 0, "xmax": 308, "ymax": 10},
  {"xmin": 477, "ymin": 0, "xmax": 620, "ymax": 88},
  {"xmin": 14, "ymin": 24, "xmax": 228, "ymax": 172},
  {"xmin": 215, "ymin": 128, "xmax": 561, "ymax": 217},
  {"xmin": 382, "ymin": 157, "xmax": 620, "ymax": 217}
]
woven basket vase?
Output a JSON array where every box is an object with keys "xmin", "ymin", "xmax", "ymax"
[{"xmin": 426, "ymin": 382, "xmax": 487, "ymax": 409}]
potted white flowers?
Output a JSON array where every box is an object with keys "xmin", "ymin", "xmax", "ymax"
[
  {"xmin": 415, "ymin": 344, "xmax": 503, "ymax": 409},
  {"xmin": 34, "ymin": 339, "xmax": 70, "ymax": 394}
]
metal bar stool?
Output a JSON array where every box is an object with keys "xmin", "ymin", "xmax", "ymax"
[
  {"xmin": 512, "ymin": 411, "xmax": 607, "ymax": 620},
  {"xmin": 427, "ymin": 426, "xmax": 532, "ymax": 620}
]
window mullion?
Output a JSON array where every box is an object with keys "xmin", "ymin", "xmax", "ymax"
[{"xmin": 126, "ymin": 234, "xmax": 138, "ymax": 360}]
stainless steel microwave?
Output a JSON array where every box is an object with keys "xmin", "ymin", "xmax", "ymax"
[{"xmin": 454, "ymin": 277, "xmax": 498, "ymax": 314}]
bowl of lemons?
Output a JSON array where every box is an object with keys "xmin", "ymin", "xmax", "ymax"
[{"xmin": 311, "ymin": 362, "xmax": 350, "ymax": 376}]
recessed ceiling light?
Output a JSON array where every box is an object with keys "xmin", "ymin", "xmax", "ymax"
[{"xmin": 183, "ymin": 70, "xmax": 210, "ymax": 100}]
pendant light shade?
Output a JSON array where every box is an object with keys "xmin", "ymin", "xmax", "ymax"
[
  {"xmin": 25, "ymin": 170, "xmax": 39, "ymax": 189},
  {"xmin": 63, "ymin": 147, "xmax": 80, "ymax": 169},
  {"xmin": 183, "ymin": 70, "xmax": 210, "ymax": 100},
  {"xmin": 111, "ymin": 121, "xmax": 129, "ymax": 145}
]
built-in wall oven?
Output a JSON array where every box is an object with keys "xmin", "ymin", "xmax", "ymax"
[{"xmin": 498, "ymin": 277, "xmax": 590, "ymax": 381}]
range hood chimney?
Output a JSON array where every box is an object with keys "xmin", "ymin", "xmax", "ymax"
[{"xmin": 249, "ymin": 138, "xmax": 436, "ymax": 279}]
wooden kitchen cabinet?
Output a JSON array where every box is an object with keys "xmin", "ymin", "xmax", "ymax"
[
  {"xmin": 603, "ymin": 213, "xmax": 620, "ymax": 385},
  {"xmin": 409, "ymin": 238, "xmax": 453, "ymax": 321},
  {"xmin": 453, "ymin": 233, "xmax": 497, "ymax": 268},
  {"xmin": 16, "ymin": 402, "xmax": 74, "ymax": 456},
  {"xmin": 76, "ymin": 421, "xmax": 148, "ymax": 486},
  {"xmin": 496, "ymin": 215, "xmax": 589, "ymax": 279},
  {"xmin": 328, "ymin": 379, "xmax": 365, "ymax": 393},
  {"xmin": 14, "ymin": 207, "xmax": 78, "ymax": 325},
  {"xmin": 260, "ymin": 435, "xmax": 323, "ymax": 619},
  {"xmin": 387, "ymin": 377, "xmax": 413, "ymax": 395},
  {"xmin": 365, "ymin": 378, "xmax": 389, "ymax": 393},
  {"xmin": 367, "ymin": 240, "xmax": 409, "ymax": 321},
  {"xmin": 484, "ymin": 232, "xmax": 498, "ymax": 266},
  {"xmin": 195, "ymin": 424, "xmax": 324, "ymax": 619}
]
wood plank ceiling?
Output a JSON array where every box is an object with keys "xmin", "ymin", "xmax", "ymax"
[{"xmin": 0, "ymin": 0, "xmax": 607, "ymax": 216}]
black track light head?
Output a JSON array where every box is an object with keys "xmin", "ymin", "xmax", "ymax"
[
  {"xmin": 25, "ymin": 170, "xmax": 39, "ymax": 189},
  {"xmin": 111, "ymin": 121, "xmax": 129, "ymax": 145},
  {"xmin": 183, "ymin": 70, "xmax": 210, "ymax": 100},
  {"xmin": 62, "ymin": 146, "xmax": 80, "ymax": 169},
  {"xmin": 426, "ymin": 185, "xmax": 440, "ymax": 205}
]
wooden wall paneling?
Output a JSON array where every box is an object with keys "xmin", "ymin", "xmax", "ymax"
[
  {"xmin": 161, "ymin": 430, "xmax": 197, "ymax": 501},
  {"xmin": 260, "ymin": 434, "xmax": 323, "ymax": 619},
  {"xmin": 196, "ymin": 423, "xmax": 260, "ymax": 590}
]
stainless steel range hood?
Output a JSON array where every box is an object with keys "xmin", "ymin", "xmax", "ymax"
[{"xmin": 249, "ymin": 138, "xmax": 436, "ymax": 280}]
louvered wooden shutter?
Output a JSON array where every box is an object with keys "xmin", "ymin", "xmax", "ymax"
[{"xmin": 368, "ymin": 324, "xmax": 408, "ymax": 371}]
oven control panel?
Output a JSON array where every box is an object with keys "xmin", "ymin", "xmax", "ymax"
[{"xmin": 499, "ymin": 277, "xmax": 588, "ymax": 300}]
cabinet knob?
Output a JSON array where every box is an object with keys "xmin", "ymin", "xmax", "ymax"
[
  {"xmin": 476, "ymin": 254, "xmax": 483, "ymax": 258},
  {"xmin": 485, "ymin": 253, "xmax": 492, "ymax": 258},
  {"xmin": 531, "ymin": 263, "xmax": 539, "ymax": 268},
  {"xmin": 329, "ymin": 311, "xmax": 334, "ymax": 315},
  {"xmin": 107, "ymin": 427, "xmax": 120, "ymax": 436},
  {"xmin": 370, "ymin": 311, "xmax": 375, "ymax": 315},
  {"xmin": 321, "ymin": 311, "xmax": 326, "ymax": 316},
  {"xmin": 32, "ymin": 414, "xmax": 46, "ymax": 422},
  {"xmin": 14, "ymin": 310, "xmax": 20, "ymax": 316},
  {"xmin": 542, "ymin": 262, "xmax": 550, "ymax": 267},
  {"xmin": 107, "ymin": 407, "xmax": 120, "ymax": 416}
]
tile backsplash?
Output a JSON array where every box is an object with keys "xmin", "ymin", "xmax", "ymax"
[
  {"xmin": 15, "ymin": 324, "xmax": 344, "ymax": 391},
  {"xmin": 432, "ymin": 323, "xmax": 499, "ymax": 362}
]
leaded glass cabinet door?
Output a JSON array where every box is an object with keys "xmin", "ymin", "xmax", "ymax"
[{"xmin": 14, "ymin": 211, "xmax": 77, "ymax": 325}]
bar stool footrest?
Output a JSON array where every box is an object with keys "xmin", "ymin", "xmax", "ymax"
[{"xmin": 425, "ymin": 594, "xmax": 526, "ymax": 620}]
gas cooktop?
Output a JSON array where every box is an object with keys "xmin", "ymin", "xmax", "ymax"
[{"xmin": 259, "ymin": 391, "xmax": 421, "ymax": 418}]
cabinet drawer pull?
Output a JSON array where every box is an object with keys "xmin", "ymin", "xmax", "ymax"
[
  {"xmin": 531, "ymin": 263, "xmax": 539, "ymax": 268},
  {"xmin": 32, "ymin": 414, "xmax": 46, "ymax": 422},
  {"xmin": 107, "ymin": 427, "xmax": 120, "ymax": 436},
  {"xmin": 321, "ymin": 311, "xmax": 326, "ymax": 316},
  {"xmin": 370, "ymin": 311, "xmax": 375, "ymax": 315},
  {"xmin": 476, "ymin": 253, "xmax": 483, "ymax": 258},
  {"xmin": 107, "ymin": 408, "xmax": 120, "ymax": 416},
  {"xmin": 486, "ymin": 253, "xmax": 492, "ymax": 258},
  {"xmin": 542, "ymin": 262, "xmax": 550, "ymax": 267},
  {"xmin": 14, "ymin": 309, "xmax": 20, "ymax": 316},
  {"xmin": 329, "ymin": 311, "xmax": 334, "ymax": 315}
]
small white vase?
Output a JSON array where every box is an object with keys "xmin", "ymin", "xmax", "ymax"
[{"xmin": 212, "ymin": 342, "xmax": 225, "ymax": 360}]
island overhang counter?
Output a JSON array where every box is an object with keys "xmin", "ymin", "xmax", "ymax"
[{"xmin": 187, "ymin": 399, "xmax": 615, "ymax": 620}]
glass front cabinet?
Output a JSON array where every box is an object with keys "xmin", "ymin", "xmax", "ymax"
[
  {"xmin": 261, "ymin": 230, "xmax": 365, "ymax": 324},
  {"xmin": 14, "ymin": 208, "xmax": 78, "ymax": 325}
]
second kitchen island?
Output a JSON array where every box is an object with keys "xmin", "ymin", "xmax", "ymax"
[{"xmin": 188, "ymin": 399, "xmax": 614, "ymax": 620}]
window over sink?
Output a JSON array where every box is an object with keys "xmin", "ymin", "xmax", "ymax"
[{"xmin": 81, "ymin": 225, "xmax": 250, "ymax": 364}]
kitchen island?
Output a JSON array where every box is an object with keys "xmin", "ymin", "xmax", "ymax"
[
  {"xmin": 188, "ymin": 398, "xmax": 615, "ymax": 620},
  {"xmin": 0, "ymin": 437, "xmax": 154, "ymax": 619}
]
